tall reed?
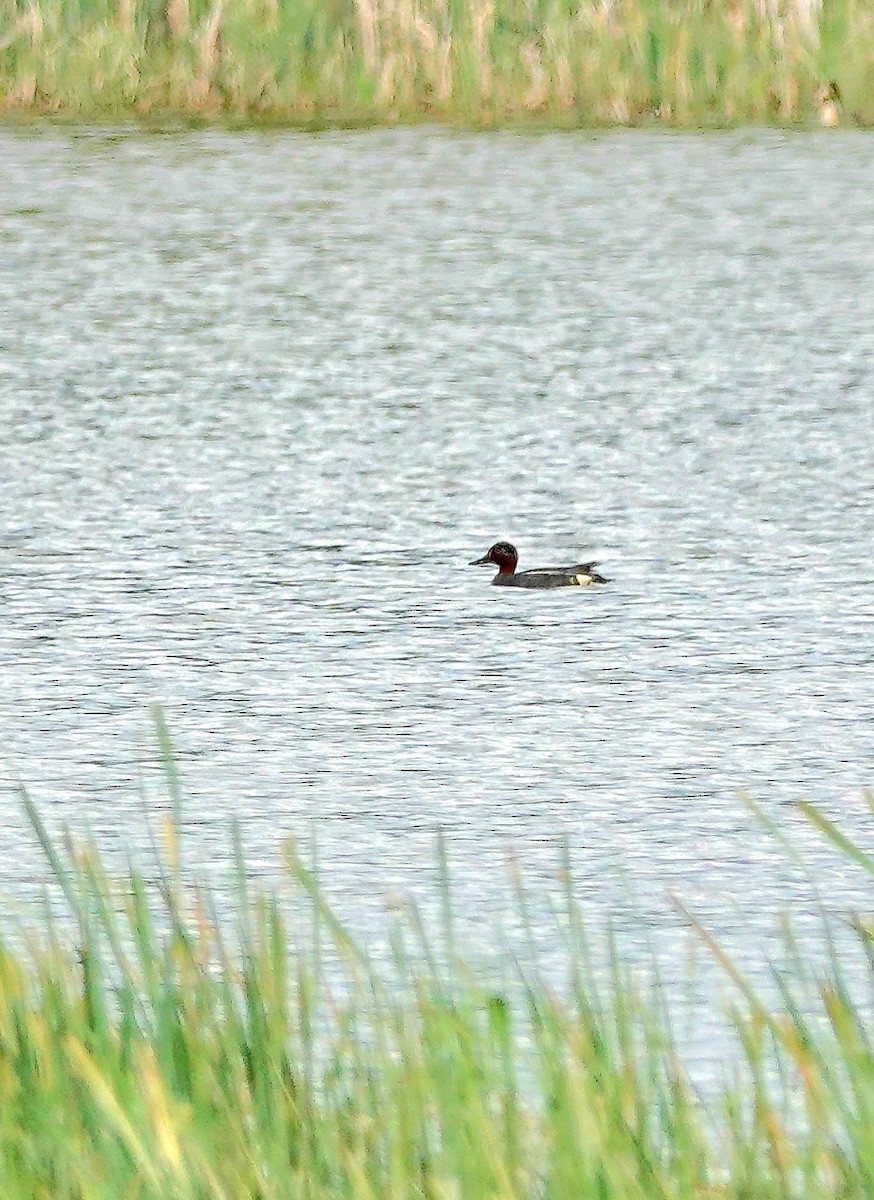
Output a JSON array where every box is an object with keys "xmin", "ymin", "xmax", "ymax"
[
  {"xmin": 2, "ymin": 740, "xmax": 874, "ymax": 1197},
  {"xmin": 0, "ymin": 0, "xmax": 870, "ymax": 123}
]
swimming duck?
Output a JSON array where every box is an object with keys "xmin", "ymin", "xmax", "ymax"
[{"xmin": 469, "ymin": 542, "xmax": 609, "ymax": 588}]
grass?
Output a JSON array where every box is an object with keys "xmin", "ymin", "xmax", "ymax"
[
  {"xmin": 0, "ymin": 0, "xmax": 872, "ymax": 125},
  {"xmin": 2, "ymin": 723, "xmax": 874, "ymax": 1197}
]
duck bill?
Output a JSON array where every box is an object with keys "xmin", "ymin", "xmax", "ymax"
[{"xmin": 469, "ymin": 554, "xmax": 492, "ymax": 566}]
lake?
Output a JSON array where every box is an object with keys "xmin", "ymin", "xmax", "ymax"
[{"xmin": 2, "ymin": 127, "xmax": 873, "ymax": 1054}]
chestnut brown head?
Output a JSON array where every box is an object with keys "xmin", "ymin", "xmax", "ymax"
[{"xmin": 469, "ymin": 542, "xmax": 518, "ymax": 574}]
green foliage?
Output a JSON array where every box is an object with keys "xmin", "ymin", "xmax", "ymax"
[
  {"xmin": 0, "ymin": 0, "xmax": 869, "ymax": 122},
  {"xmin": 3, "ymin": 747, "xmax": 874, "ymax": 1196}
]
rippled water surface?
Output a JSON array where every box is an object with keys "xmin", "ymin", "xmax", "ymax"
[{"xmin": 2, "ymin": 127, "xmax": 874, "ymax": 1025}]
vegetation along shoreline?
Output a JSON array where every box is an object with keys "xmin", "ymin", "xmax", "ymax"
[
  {"xmin": 0, "ymin": 0, "xmax": 868, "ymax": 126},
  {"xmin": 4, "ymin": 769, "xmax": 874, "ymax": 1199}
]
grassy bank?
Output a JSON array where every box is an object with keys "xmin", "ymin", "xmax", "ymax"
[
  {"xmin": 0, "ymin": 0, "xmax": 870, "ymax": 125},
  {"xmin": 2, "ymin": 760, "xmax": 874, "ymax": 1197}
]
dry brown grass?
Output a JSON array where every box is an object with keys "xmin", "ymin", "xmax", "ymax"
[{"xmin": 0, "ymin": 0, "xmax": 869, "ymax": 124}]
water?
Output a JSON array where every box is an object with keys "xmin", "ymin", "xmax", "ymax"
[{"xmin": 2, "ymin": 127, "xmax": 874, "ymax": 1033}]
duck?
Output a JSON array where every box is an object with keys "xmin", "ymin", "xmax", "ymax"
[
  {"xmin": 469, "ymin": 542, "xmax": 609, "ymax": 588},
  {"xmin": 814, "ymin": 81, "xmax": 842, "ymax": 127}
]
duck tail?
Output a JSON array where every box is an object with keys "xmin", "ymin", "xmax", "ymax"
[{"xmin": 577, "ymin": 561, "xmax": 609, "ymax": 584}]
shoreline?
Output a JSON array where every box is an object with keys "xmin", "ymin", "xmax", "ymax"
[{"xmin": 1, "ymin": 0, "xmax": 867, "ymax": 129}]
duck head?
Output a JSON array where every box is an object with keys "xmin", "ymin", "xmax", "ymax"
[{"xmin": 469, "ymin": 541, "xmax": 518, "ymax": 575}]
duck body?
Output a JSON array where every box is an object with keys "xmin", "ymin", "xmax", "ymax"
[{"xmin": 470, "ymin": 541, "xmax": 608, "ymax": 588}]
